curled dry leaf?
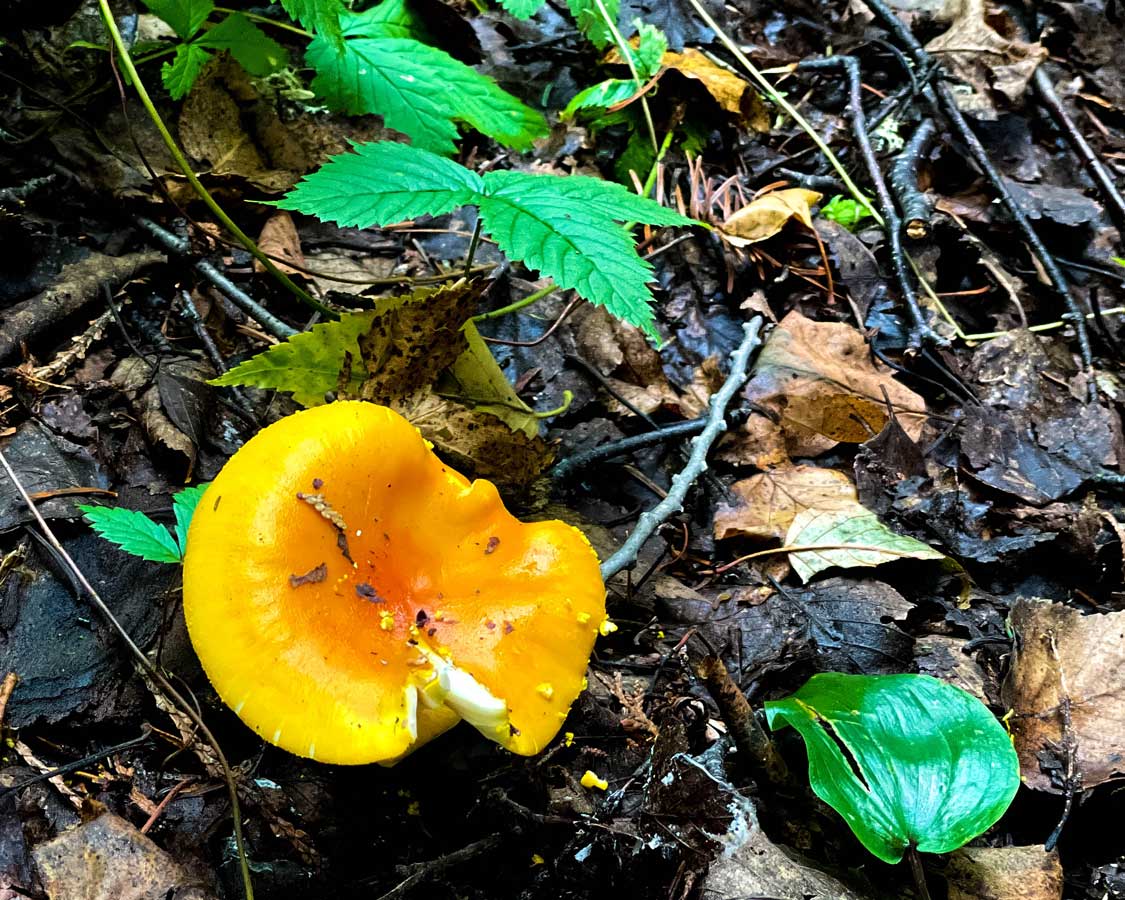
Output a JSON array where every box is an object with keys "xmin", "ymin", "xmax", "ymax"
[
  {"xmin": 1003, "ymin": 599, "xmax": 1125, "ymax": 793},
  {"xmin": 254, "ymin": 210, "xmax": 307, "ymax": 277},
  {"xmin": 661, "ymin": 48, "xmax": 770, "ymax": 133},
  {"xmin": 721, "ymin": 188, "xmax": 821, "ymax": 247},
  {"xmin": 714, "ymin": 465, "xmax": 858, "ymax": 542},
  {"xmin": 744, "ymin": 311, "xmax": 927, "ymax": 457},
  {"xmin": 925, "ymin": 0, "xmax": 1047, "ymax": 119},
  {"xmin": 786, "ymin": 501, "xmax": 945, "ymax": 583}
]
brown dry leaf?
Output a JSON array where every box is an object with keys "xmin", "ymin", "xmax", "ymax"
[
  {"xmin": 714, "ymin": 465, "xmax": 858, "ymax": 541},
  {"xmin": 576, "ymin": 307, "xmax": 680, "ymax": 416},
  {"xmin": 716, "ymin": 413, "xmax": 791, "ymax": 469},
  {"xmin": 721, "ymin": 189, "xmax": 822, "ymax": 247},
  {"xmin": 254, "ymin": 211, "xmax": 306, "ymax": 276},
  {"xmin": 32, "ymin": 813, "xmax": 215, "ymax": 900},
  {"xmin": 354, "ymin": 281, "xmax": 485, "ymax": 405},
  {"xmin": 783, "ymin": 391, "xmax": 889, "ymax": 443},
  {"xmin": 744, "ymin": 310, "xmax": 927, "ymax": 457},
  {"xmin": 678, "ymin": 356, "xmax": 725, "ymax": 420},
  {"xmin": 396, "ymin": 392, "xmax": 553, "ymax": 485},
  {"xmin": 946, "ymin": 846, "xmax": 1063, "ymax": 900},
  {"xmin": 662, "ymin": 49, "xmax": 770, "ymax": 133},
  {"xmin": 1002, "ymin": 599, "xmax": 1125, "ymax": 793},
  {"xmin": 925, "ymin": 0, "xmax": 1047, "ymax": 119}
]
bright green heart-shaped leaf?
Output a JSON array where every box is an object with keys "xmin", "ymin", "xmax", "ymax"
[
  {"xmin": 786, "ymin": 502, "xmax": 944, "ymax": 582},
  {"xmin": 765, "ymin": 673, "xmax": 1020, "ymax": 864}
]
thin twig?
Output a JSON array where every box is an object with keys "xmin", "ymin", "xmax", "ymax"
[
  {"xmin": 137, "ymin": 218, "xmax": 297, "ymax": 340},
  {"xmin": 799, "ymin": 57, "xmax": 943, "ymax": 348},
  {"xmin": 600, "ymin": 317, "xmax": 764, "ymax": 580},
  {"xmin": 857, "ymin": 0, "xmax": 1097, "ymax": 397},
  {"xmin": 889, "ymin": 118, "xmax": 937, "ymax": 239},
  {"xmin": 1033, "ymin": 67, "xmax": 1125, "ymax": 236},
  {"xmin": 0, "ymin": 450, "xmax": 255, "ymax": 900}
]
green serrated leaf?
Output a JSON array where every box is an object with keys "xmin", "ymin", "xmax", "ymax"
[
  {"xmin": 197, "ymin": 13, "xmax": 289, "ymax": 75},
  {"xmin": 306, "ymin": 35, "xmax": 546, "ymax": 155},
  {"xmin": 210, "ymin": 310, "xmax": 376, "ymax": 406},
  {"xmin": 819, "ymin": 195, "xmax": 875, "ymax": 231},
  {"xmin": 498, "ymin": 0, "xmax": 547, "ymax": 18},
  {"xmin": 765, "ymin": 673, "xmax": 1020, "ymax": 863},
  {"xmin": 275, "ymin": 141, "xmax": 484, "ymax": 227},
  {"xmin": 162, "ymin": 42, "xmax": 212, "ymax": 99},
  {"xmin": 567, "ymin": 0, "xmax": 618, "ymax": 49},
  {"xmin": 562, "ymin": 78, "xmax": 637, "ymax": 119},
  {"xmin": 142, "ymin": 0, "xmax": 214, "ymax": 39},
  {"xmin": 613, "ymin": 124, "xmax": 655, "ymax": 185},
  {"xmin": 479, "ymin": 169, "xmax": 695, "ymax": 336},
  {"xmin": 785, "ymin": 502, "xmax": 944, "ymax": 583},
  {"xmin": 633, "ymin": 20, "xmax": 667, "ymax": 80},
  {"xmin": 441, "ymin": 322, "xmax": 539, "ymax": 437},
  {"xmin": 341, "ymin": 0, "xmax": 424, "ymax": 39},
  {"xmin": 172, "ymin": 483, "xmax": 211, "ymax": 554},
  {"xmin": 281, "ymin": 0, "xmax": 344, "ymax": 47},
  {"xmin": 79, "ymin": 505, "xmax": 183, "ymax": 563}
]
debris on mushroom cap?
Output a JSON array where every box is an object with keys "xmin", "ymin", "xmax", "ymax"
[{"xmin": 182, "ymin": 401, "xmax": 606, "ymax": 765}]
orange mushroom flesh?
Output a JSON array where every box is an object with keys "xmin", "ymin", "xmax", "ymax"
[{"xmin": 183, "ymin": 401, "xmax": 606, "ymax": 765}]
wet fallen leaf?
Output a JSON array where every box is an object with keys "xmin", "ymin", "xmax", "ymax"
[
  {"xmin": 786, "ymin": 501, "xmax": 945, "ymax": 583},
  {"xmin": 1003, "ymin": 599, "xmax": 1125, "ymax": 793},
  {"xmin": 660, "ymin": 48, "xmax": 770, "ymax": 132},
  {"xmin": 32, "ymin": 813, "xmax": 215, "ymax": 900},
  {"xmin": 925, "ymin": 0, "xmax": 1047, "ymax": 118},
  {"xmin": 946, "ymin": 845, "xmax": 1063, "ymax": 900},
  {"xmin": 744, "ymin": 311, "xmax": 927, "ymax": 457},
  {"xmin": 714, "ymin": 465, "xmax": 858, "ymax": 542},
  {"xmin": 721, "ymin": 188, "xmax": 822, "ymax": 247}
]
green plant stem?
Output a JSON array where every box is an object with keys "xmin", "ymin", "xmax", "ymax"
[
  {"xmin": 96, "ymin": 0, "xmax": 336, "ymax": 320},
  {"xmin": 464, "ymin": 218, "xmax": 484, "ymax": 276},
  {"xmin": 684, "ymin": 0, "xmax": 878, "ymax": 223},
  {"xmin": 471, "ymin": 283, "xmax": 557, "ymax": 322},
  {"xmin": 531, "ymin": 389, "xmax": 573, "ymax": 418},
  {"xmin": 213, "ymin": 6, "xmax": 312, "ymax": 37},
  {"xmin": 592, "ymin": 0, "xmax": 659, "ymax": 154}
]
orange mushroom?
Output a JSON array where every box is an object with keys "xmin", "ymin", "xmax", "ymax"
[{"xmin": 183, "ymin": 401, "xmax": 606, "ymax": 765}]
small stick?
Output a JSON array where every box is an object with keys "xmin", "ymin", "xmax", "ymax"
[
  {"xmin": 136, "ymin": 217, "xmax": 297, "ymax": 340},
  {"xmin": 799, "ymin": 57, "xmax": 944, "ymax": 348},
  {"xmin": 0, "ymin": 672, "xmax": 18, "ymax": 729},
  {"xmin": 890, "ymin": 119, "xmax": 937, "ymax": 239},
  {"xmin": 599, "ymin": 318, "xmax": 764, "ymax": 580},
  {"xmin": 553, "ymin": 418, "xmax": 710, "ymax": 481},
  {"xmin": 694, "ymin": 654, "xmax": 788, "ymax": 789},
  {"xmin": 858, "ymin": 0, "xmax": 1097, "ymax": 397},
  {"xmin": 1033, "ymin": 68, "xmax": 1125, "ymax": 236}
]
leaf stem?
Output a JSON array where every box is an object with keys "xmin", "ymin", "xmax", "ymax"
[
  {"xmin": 530, "ymin": 389, "xmax": 574, "ymax": 418},
  {"xmin": 464, "ymin": 217, "xmax": 484, "ymax": 276},
  {"xmin": 591, "ymin": 0, "xmax": 659, "ymax": 154},
  {"xmin": 471, "ymin": 283, "xmax": 557, "ymax": 322},
  {"xmin": 95, "ymin": 0, "xmax": 335, "ymax": 319},
  {"xmin": 907, "ymin": 847, "xmax": 933, "ymax": 900},
  {"xmin": 213, "ymin": 6, "xmax": 313, "ymax": 37}
]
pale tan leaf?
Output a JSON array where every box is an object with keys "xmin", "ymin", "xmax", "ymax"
[
  {"xmin": 721, "ymin": 189, "xmax": 821, "ymax": 247},
  {"xmin": 715, "ymin": 465, "xmax": 858, "ymax": 541}
]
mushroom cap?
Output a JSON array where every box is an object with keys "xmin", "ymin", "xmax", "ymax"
[{"xmin": 183, "ymin": 401, "xmax": 605, "ymax": 765}]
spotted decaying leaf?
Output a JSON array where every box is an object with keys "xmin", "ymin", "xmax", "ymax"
[{"xmin": 714, "ymin": 465, "xmax": 859, "ymax": 542}]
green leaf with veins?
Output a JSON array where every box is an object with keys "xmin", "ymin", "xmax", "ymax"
[
  {"xmin": 305, "ymin": 35, "xmax": 546, "ymax": 154},
  {"xmin": 498, "ymin": 0, "xmax": 547, "ymax": 18},
  {"xmin": 274, "ymin": 141, "xmax": 484, "ymax": 226},
  {"xmin": 172, "ymin": 483, "xmax": 211, "ymax": 555},
  {"xmin": 820, "ymin": 195, "xmax": 875, "ymax": 231},
  {"xmin": 78, "ymin": 505, "xmax": 183, "ymax": 563},
  {"xmin": 766, "ymin": 673, "xmax": 1020, "ymax": 864},
  {"xmin": 567, "ymin": 0, "xmax": 618, "ymax": 49},
  {"xmin": 280, "ymin": 0, "xmax": 344, "ymax": 47},
  {"xmin": 161, "ymin": 42, "xmax": 211, "ymax": 99},
  {"xmin": 563, "ymin": 78, "xmax": 637, "ymax": 118},
  {"xmin": 340, "ymin": 0, "xmax": 426, "ymax": 38},
  {"xmin": 633, "ymin": 20, "xmax": 667, "ymax": 80},
  {"xmin": 197, "ymin": 13, "xmax": 289, "ymax": 75},
  {"xmin": 142, "ymin": 0, "xmax": 213, "ymax": 39}
]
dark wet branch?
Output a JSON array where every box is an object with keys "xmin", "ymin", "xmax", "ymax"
[
  {"xmin": 890, "ymin": 118, "xmax": 937, "ymax": 240},
  {"xmin": 857, "ymin": 0, "xmax": 1097, "ymax": 397},
  {"xmin": 798, "ymin": 56, "xmax": 944, "ymax": 349}
]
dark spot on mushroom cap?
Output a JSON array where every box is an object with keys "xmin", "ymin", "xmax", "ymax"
[
  {"xmin": 504, "ymin": 621, "xmax": 514, "ymax": 634},
  {"xmin": 416, "ymin": 609, "xmax": 428, "ymax": 625},
  {"xmin": 312, "ymin": 477, "xmax": 324, "ymax": 490},
  {"xmin": 485, "ymin": 536, "xmax": 500, "ymax": 555},
  {"xmin": 485, "ymin": 620, "xmax": 496, "ymax": 630},
  {"xmin": 356, "ymin": 582, "xmax": 382, "ymax": 602},
  {"xmin": 213, "ymin": 495, "xmax": 222, "ymax": 511},
  {"xmin": 289, "ymin": 562, "xmax": 328, "ymax": 588}
]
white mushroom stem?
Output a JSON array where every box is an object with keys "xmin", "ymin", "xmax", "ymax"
[{"xmin": 414, "ymin": 645, "xmax": 510, "ymax": 736}]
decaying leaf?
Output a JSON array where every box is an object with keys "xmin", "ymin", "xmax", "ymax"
[
  {"xmin": 946, "ymin": 846, "xmax": 1064, "ymax": 900},
  {"xmin": 638, "ymin": 47, "xmax": 770, "ymax": 132},
  {"xmin": 1003, "ymin": 599, "xmax": 1125, "ymax": 793},
  {"xmin": 439, "ymin": 321, "xmax": 539, "ymax": 437},
  {"xmin": 925, "ymin": 0, "xmax": 1047, "ymax": 119},
  {"xmin": 714, "ymin": 465, "xmax": 858, "ymax": 541},
  {"xmin": 254, "ymin": 210, "xmax": 307, "ymax": 276},
  {"xmin": 721, "ymin": 188, "xmax": 821, "ymax": 247},
  {"xmin": 32, "ymin": 813, "xmax": 215, "ymax": 900},
  {"xmin": 786, "ymin": 501, "xmax": 945, "ymax": 582},
  {"xmin": 744, "ymin": 311, "xmax": 927, "ymax": 457},
  {"xmin": 395, "ymin": 392, "xmax": 553, "ymax": 485}
]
